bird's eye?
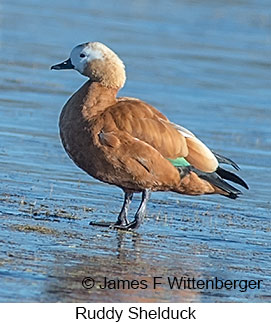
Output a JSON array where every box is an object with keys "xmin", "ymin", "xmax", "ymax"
[{"xmin": 80, "ymin": 53, "xmax": 86, "ymax": 58}]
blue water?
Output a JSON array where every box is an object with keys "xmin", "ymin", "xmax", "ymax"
[{"xmin": 0, "ymin": 0, "xmax": 270, "ymax": 302}]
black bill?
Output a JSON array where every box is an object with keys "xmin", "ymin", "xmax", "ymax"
[{"xmin": 50, "ymin": 58, "xmax": 74, "ymax": 70}]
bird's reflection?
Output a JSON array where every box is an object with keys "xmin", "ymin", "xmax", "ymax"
[{"xmin": 44, "ymin": 229, "xmax": 201, "ymax": 302}]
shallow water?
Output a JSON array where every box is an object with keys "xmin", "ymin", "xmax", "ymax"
[{"xmin": 0, "ymin": 0, "xmax": 270, "ymax": 302}]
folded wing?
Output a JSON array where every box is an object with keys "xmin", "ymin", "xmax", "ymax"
[{"xmin": 102, "ymin": 99, "xmax": 218, "ymax": 172}]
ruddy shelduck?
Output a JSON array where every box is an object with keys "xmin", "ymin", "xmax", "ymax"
[{"xmin": 51, "ymin": 42, "xmax": 248, "ymax": 230}]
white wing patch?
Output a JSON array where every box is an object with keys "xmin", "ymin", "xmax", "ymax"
[
  {"xmin": 170, "ymin": 122, "xmax": 195, "ymax": 138},
  {"xmin": 170, "ymin": 122, "xmax": 219, "ymax": 172}
]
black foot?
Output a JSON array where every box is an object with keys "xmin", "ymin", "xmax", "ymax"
[
  {"xmin": 90, "ymin": 189, "xmax": 150, "ymax": 231},
  {"xmin": 110, "ymin": 220, "xmax": 139, "ymax": 231},
  {"xmin": 113, "ymin": 189, "xmax": 151, "ymax": 231},
  {"xmin": 89, "ymin": 221, "xmax": 136, "ymax": 231},
  {"xmin": 89, "ymin": 221, "xmax": 114, "ymax": 227}
]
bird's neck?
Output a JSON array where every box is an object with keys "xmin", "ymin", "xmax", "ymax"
[{"xmin": 79, "ymin": 80, "xmax": 119, "ymax": 118}]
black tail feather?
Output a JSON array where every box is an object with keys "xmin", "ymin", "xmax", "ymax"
[
  {"xmin": 216, "ymin": 166, "xmax": 249, "ymax": 190},
  {"xmin": 190, "ymin": 167, "xmax": 242, "ymax": 199},
  {"xmin": 176, "ymin": 150, "xmax": 248, "ymax": 199},
  {"xmin": 212, "ymin": 151, "xmax": 240, "ymax": 170}
]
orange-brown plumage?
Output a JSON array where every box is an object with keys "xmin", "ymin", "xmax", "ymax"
[
  {"xmin": 52, "ymin": 42, "xmax": 248, "ymax": 230},
  {"xmin": 59, "ymin": 81, "xmax": 216, "ymax": 195}
]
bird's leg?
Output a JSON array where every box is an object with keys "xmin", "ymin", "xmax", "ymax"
[
  {"xmin": 90, "ymin": 192, "xmax": 133, "ymax": 228},
  {"xmin": 113, "ymin": 189, "xmax": 151, "ymax": 230},
  {"xmin": 114, "ymin": 192, "xmax": 133, "ymax": 225},
  {"xmin": 125, "ymin": 189, "xmax": 151, "ymax": 230}
]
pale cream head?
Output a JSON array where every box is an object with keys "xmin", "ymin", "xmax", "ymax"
[{"xmin": 70, "ymin": 42, "xmax": 126, "ymax": 89}]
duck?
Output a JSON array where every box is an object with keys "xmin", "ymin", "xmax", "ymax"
[{"xmin": 51, "ymin": 42, "xmax": 248, "ymax": 230}]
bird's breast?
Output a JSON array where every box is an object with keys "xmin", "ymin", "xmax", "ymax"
[{"xmin": 58, "ymin": 103, "xmax": 130, "ymax": 189}]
